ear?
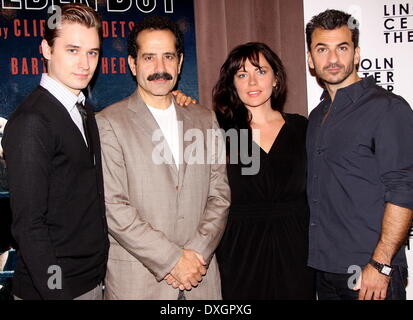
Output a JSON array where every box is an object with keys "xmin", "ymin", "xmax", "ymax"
[
  {"xmin": 307, "ymin": 51, "xmax": 314, "ymax": 69},
  {"xmin": 354, "ymin": 47, "xmax": 361, "ymax": 66},
  {"xmin": 41, "ymin": 39, "xmax": 52, "ymax": 60},
  {"xmin": 177, "ymin": 54, "xmax": 184, "ymax": 74},
  {"xmin": 128, "ymin": 55, "xmax": 137, "ymax": 76}
]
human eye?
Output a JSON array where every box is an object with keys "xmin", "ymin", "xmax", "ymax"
[
  {"xmin": 317, "ymin": 47, "xmax": 327, "ymax": 53},
  {"xmin": 338, "ymin": 46, "xmax": 348, "ymax": 52},
  {"xmin": 144, "ymin": 55, "xmax": 153, "ymax": 61},
  {"xmin": 67, "ymin": 48, "xmax": 77, "ymax": 54},
  {"xmin": 236, "ymin": 73, "xmax": 247, "ymax": 79},
  {"xmin": 258, "ymin": 69, "xmax": 266, "ymax": 75},
  {"xmin": 88, "ymin": 51, "xmax": 99, "ymax": 57},
  {"xmin": 165, "ymin": 54, "xmax": 175, "ymax": 60}
]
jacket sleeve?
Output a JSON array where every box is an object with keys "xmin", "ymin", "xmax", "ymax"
[
  {"xmin": 184, "ymin": 111, "xmax": 231, "ymax": 262},
  {"xmin": 3, "ymin": 112, "xmax": 70, "ymax": 299},
  {"xmin": 96, "ymin": 113, "xmax": 182, "ymax": 281}
]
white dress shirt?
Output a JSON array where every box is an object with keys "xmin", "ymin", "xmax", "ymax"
[{"xmin": 40, "ymin": 73, "xmax": 88, "ymax": 146}]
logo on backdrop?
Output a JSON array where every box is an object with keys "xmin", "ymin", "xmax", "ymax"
[
  {"xmin": 383, "ymin": 2, "xmax": 413, "ymax": 43},
  {"xmin": 0, "ymin": 0, "xmax": 199, "ymax": 118},
  {"xmin": 359, "ymin": 57, "xmax": 395, "ymax": 92},
  {"xmin": 1, "ymin": 0, "xmax": 174, "ymax": 13}
]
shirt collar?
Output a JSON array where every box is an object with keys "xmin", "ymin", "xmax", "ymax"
[
  {"xmin": 320, "ymin": 76, "xmax": 376, "ymax": 104},
  {"xmin": 40, "ymin": 73, "xmax": 86, "ymax": 112}
]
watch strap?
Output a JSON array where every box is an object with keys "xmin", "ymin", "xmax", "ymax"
[{"xmin": 369, "ymin": 259, "xmax": 394, "ymax": 277}]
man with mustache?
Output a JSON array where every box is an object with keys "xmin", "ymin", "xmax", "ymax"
[
  {"xmin": 96, "ymin": 16, "xmax": 230, "ymax": 299},
  {"xmin": 305, "ymin": 9, "xmax": 413, "ymax": 300}
]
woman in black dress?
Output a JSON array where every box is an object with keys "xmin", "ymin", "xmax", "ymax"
[{"xmin": 213, "ymin": 42, "xmax": 315, "ymax": 299}]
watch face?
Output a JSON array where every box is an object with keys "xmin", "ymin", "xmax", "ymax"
[{"xmin": 382, "ymin": 265, "xmax": 392, "ymax": 276}]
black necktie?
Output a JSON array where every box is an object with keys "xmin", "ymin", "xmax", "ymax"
[
  {"xmin": 75, "ymin": 102, "xmax": 91, "ymax": 149},
  {"xmin": 75, "ymin": 102, "xmax": 95, "ymax": 165}
]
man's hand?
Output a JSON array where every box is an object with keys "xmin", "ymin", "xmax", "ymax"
[
  {"xmin": 164, "ymin": 273, "xmax": 185, "ymax": 290},
  {"xmin": 172, "ymin": 90, "xmax": 197, "ymax": 107},
  {"xmin": 170, "ymin": 249, "xmax": 207, "ymax": 290},
  {"xmin": 353, "ymin": 263, "xmax": 390, "ymax": 300}
]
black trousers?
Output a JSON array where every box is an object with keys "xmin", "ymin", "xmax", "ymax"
[{"xmin": 316, "ymin": 266, "xmax": 408, "ymax": 300}]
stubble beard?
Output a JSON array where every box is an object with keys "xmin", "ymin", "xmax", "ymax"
[{"xmin": 318, "ymin": 63, "xmax": 355, "ymax": 86}]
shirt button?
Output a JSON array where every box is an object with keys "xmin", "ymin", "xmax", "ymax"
[
  {"xmin": 176, "ymin": 186, "xmax": 179, "ymax": 190},
  {"xmin": 310, "ymin": 223, "xmax": 317, "ymax": 227},
  {"xmin": 313, "ymin": 199, "xmax": 318, "ymax": 203}
]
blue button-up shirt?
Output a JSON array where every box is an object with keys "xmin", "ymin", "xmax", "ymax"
[{"xmin": 306, "ymin": 76, "xmax": 413, "ymax": 274}]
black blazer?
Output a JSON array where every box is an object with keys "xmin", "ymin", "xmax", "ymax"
[{"xmin": 2, "ymin": 86, "xmax": 109, "ymax": 300}]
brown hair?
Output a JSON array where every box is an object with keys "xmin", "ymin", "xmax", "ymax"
[
  {"xmin": 213, "ymin": 42, "xmax": 287, "ymax": 132},
  {"xmin": 43, "ymin": 3, "xmax": 102, "ymax": 48}
]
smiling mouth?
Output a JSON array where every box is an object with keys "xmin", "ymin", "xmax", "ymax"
[{"xmin": 247, "ymin": 91, "xmax": 261, "ymax": 96}]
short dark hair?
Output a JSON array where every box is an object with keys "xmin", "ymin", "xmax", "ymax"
[
  {"xmin": 127, "ymin": 16, "xmax": 184, "ymax": 60},
  {"xmin": 213, "ymin": 42, "xmax": 287, "ymax": 132},
  {"xmin": 43, "ymin": 3, "xmax": 102, "ymax": 48},
  {"xmin": 305, "ymin": 9, "xmax": 359, "ymax": 50}
]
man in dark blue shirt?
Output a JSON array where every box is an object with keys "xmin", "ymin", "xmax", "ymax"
[{"xmin": 305, "ymin": 9, "xmax": 413, "ymax": 300}]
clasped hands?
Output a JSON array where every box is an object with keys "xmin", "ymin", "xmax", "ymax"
[{"xmin": 164, "ymin": 249, "xmax": 207, "ymax": 291}]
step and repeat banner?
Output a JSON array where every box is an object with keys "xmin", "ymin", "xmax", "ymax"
[
  {"xmin": 0, "ymin": 0, "xmax": 199, "ymax": 119},
  {"xmin": 0, "ymin": 0, "xmax": 198, "ymax": 291},
  {"xmin": 0, "ymin": 0, "xmax": 198, "ymax": 186},
  {"xmin": 303, "ymin": 0, "xmax": 413, "ymax": 299}
]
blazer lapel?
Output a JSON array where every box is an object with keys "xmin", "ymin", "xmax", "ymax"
[
  {"xmin": 128, "ymin": 90, "xmax": 178, "ymax": 179},
  {"xmin": 174, "ymin": 101, "xmax": 194, "ymax": 187},
  {"xmin": 39, "ymin": 87, "xmax": 91, "ymax": 159}
]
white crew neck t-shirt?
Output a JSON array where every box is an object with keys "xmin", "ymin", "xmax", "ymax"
[{"xmin": 147, "ymin": 102, "xmax": 180, "ymax": 169}]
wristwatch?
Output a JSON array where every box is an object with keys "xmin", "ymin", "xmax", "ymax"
[{"xmin": 369, "ymin": 259, "xmax": 394, "ymax": 277}]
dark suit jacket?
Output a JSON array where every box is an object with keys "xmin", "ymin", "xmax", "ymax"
[{"xmin": 1, "ymin": 86, "xmax": 109, "ymax": 300}]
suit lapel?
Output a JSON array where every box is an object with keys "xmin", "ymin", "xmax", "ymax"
[
  {"xmin": 128, "ymin": 90, "xmax": 178, "ymax": 179},
  {"xmin": 175, "ymin": 102, "xmax": 194, "ymax": 187}
]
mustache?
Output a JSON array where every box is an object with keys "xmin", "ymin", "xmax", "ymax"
[
  {"xmin": 147, "ymin": 72, "xmax": 173, "ymax": 81},
  {"xmin": 324, "ymin": 63, "xmax": 344, "ymax": 70}
]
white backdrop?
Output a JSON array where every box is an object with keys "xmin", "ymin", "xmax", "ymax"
[{"xmin": 303, "ymin": 0, "xmax": 413, "ymax": 299}]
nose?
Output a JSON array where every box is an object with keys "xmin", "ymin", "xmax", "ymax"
[
  {"xmin": 79, "ymin": 53, "xmax": 90, "ymax": 71},
  {"xmin": 328, "ymin": 50, "xmax": 338, "ymax": 64},
  {"xmin": 248, "ymin": 73, "xmax": 257, "ymax": 86},
  {"xmin": 154, "ymin": 56, "xmax": 167, "ymax": 73}
]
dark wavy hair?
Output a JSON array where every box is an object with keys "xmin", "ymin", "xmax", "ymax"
[
  {"xmin": 305, "ymin": 9, "xmax": 359, "ymax": 50},
  {"xmin": 213, "ymin": 42, "xmax": 287, "ymax": 132},
  {"xmin": 127, "ymin": 15, "xmax": 184, "ymax": 61}
]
